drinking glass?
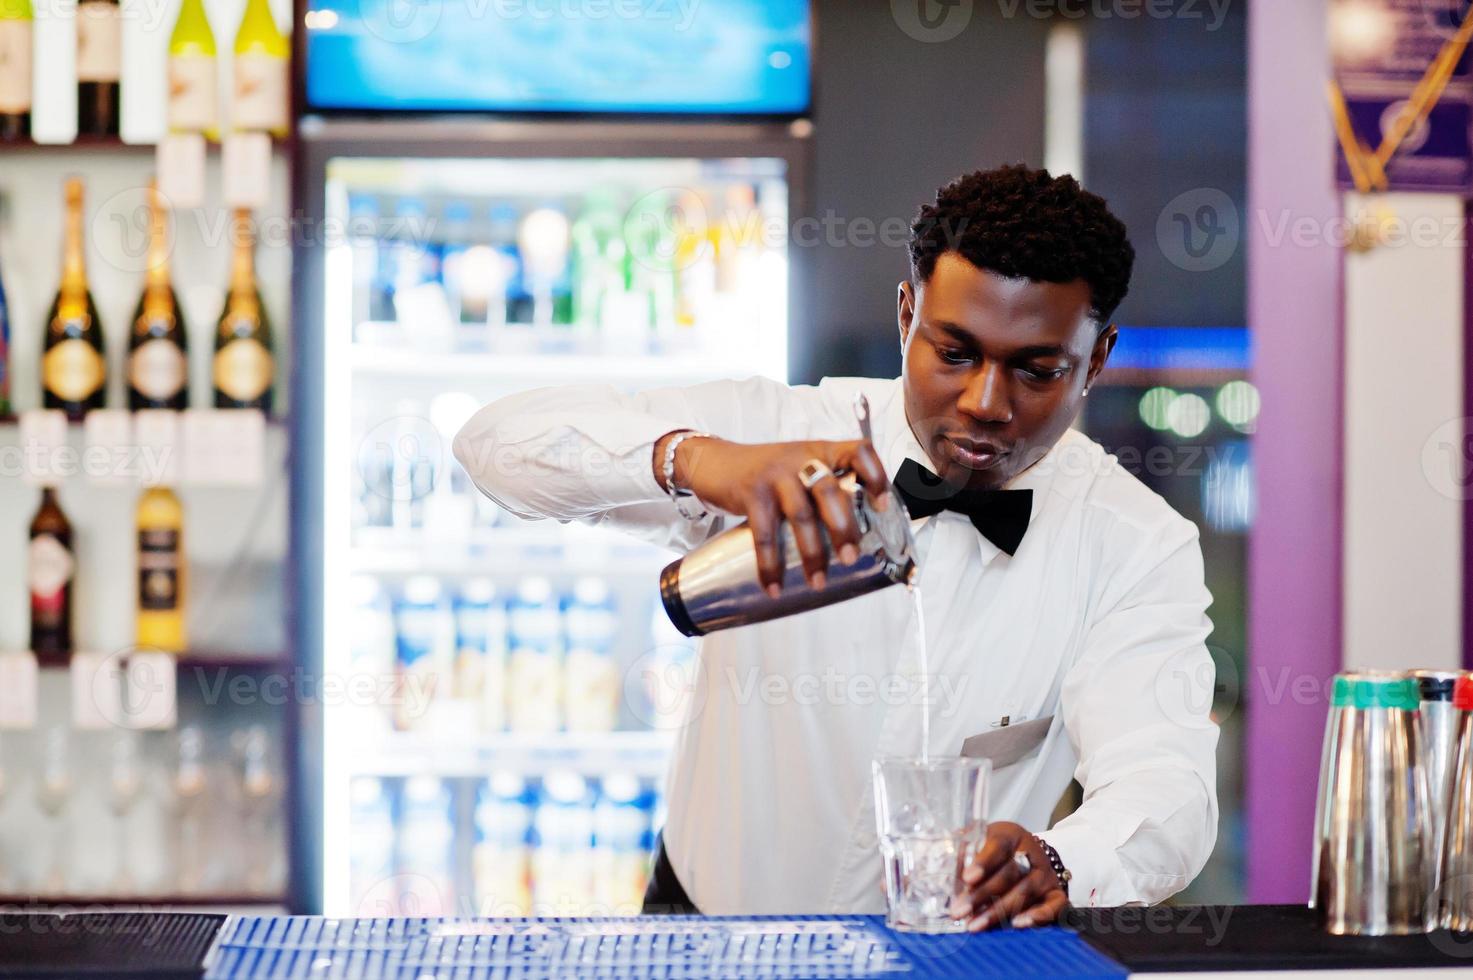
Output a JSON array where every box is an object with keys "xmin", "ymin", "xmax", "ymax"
[
  {"xmin": 35, "ymin": 727, "xmax": 71, "ymax": 893},
  {"xmin": 872, "ymin": 756, "xmax": 991, "ymax": 933}
]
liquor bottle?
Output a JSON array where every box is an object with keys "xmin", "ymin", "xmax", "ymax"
[
  {"xmin": 0, "ymin": 0, "xmax": 33, "ymax": 141},
  {"xmin": 167, "ymin": 0, "xmax": 217, "ymax": 135},
  {"xmin": 43, "ymin": 178, "xmax": 107, "ymax": 419},
  {"xmin": 76, "ymin": 0, "xmax": 121, "ymax": 137},
  {"xmin": 0, "ymin": 238, "xmax": 10, "ymax": 415},
  {"xmin": 231, "ymin": 0, "xmax": 288, "ymax": 137},
  {"xmin": 137, "ymin": 485, "xmax": 186, "ymax": 653},
  {"xmin": 128, "ymin": 181, "xmax": 189, "ymax": 410},
  {"xmin": 213, "ymin": 208, "xmax": 273, "ymax": 412},
  {"xmin": 29, "ymin": 487, "xmax": 74, "ymax": 660}
]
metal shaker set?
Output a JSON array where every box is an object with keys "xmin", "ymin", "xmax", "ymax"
[{"xmin": 1310, "ymin": 669, "xmax": 1473, "ymax": 934}]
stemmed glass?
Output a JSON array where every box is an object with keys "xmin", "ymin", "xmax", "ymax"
[
  {"xmin": 173, "ymin": 726, "xmax": 208, "ymax": 894},
  {"xmin": 35, "ymin": 727, "xmax": 70, "ymax": 894},
  {"xmin": 235, "ymin": 726, "xmax": 280, "ymax": 894},
  {"xmin": 107, "ymin": 732, "xmax": 143, "ymax": 891}
]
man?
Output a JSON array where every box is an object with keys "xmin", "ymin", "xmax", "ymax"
[{"xmin": 454, "ymin": 164, "xmax": 1218, "ymax": 928}]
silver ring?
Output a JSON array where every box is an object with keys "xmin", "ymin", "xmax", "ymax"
[
  {"xmin": 1012, "ymin": 851, "xmax": 1032, "ymax": 875},
  {"xmin": 798, "ymin": 458, "xmax": 833, "ymax": 489}
]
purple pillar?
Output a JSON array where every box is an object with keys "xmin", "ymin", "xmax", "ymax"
[{"xmin": 1246, "ymin": 0, "xmax": 1343, "ymax": 903}]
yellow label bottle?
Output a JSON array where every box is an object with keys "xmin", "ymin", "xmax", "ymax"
[
  {"xmin": 137, "ymin": 485, "xmax": 186, "ymax": 653},
  {"xmin": 43, "ymin": 177, "xmax": 107, "ymax": 419}
]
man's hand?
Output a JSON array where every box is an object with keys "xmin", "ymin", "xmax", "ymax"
[
  {"xmin": 652, "ymin": 433, "xmax": 891, "ymax": 597},
  {"xmin": 951, "ymin": 821, "xmax": 1067, "ymax": 931}
]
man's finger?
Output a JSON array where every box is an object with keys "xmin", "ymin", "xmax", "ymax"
[
  {"xmin": 747, "ymin": 497, "xmax": 786, "ymax": 597},
  {"xmin": 1010, "ymin": 891, "xmax": 1068, "ymax": 930},
  {"xmin": 807, "ymin": 472, "xmax": 862, "ymax": 563},
  {"xmin": 968, "ymin": 872, "xmax": 1041, "ymax": 932},
  {"xmin": 841, "ymin": 440, "xmax": 892, "ymax": 511},
  {"xmin": 776, "ymin": 479, "xmax": 829, "ymax": 588}
]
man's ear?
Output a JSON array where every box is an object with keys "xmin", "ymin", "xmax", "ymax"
[
  {"xmin": 1084, "ymin": 323, "xmax": 1118, "ymax": 391},
  {"xmin": 898, "ymin": 280, "xmax": 916, "ymax": 351}
]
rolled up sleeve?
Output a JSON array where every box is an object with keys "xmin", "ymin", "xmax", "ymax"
[{"xmin": 1038, "ymin": 519, "xmax": 1220, "ymax": 907}]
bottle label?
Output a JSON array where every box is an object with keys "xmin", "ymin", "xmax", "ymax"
[
  {"xmin": 168, "ymin": 53, "xmax": 217, "ymax": 132},
  {"xmin": 139, "ymin": 527, "xmax": 180, "ymax": 611},
  {"xmin": 43, "ymin": 337, "xmax": 106, "ymax": 403},
  {"xmin": 214, "ymin": 336, "xmax": 273, "ymax": 402},
  {"xmin": 29, "ymin": 533, "xmax": 74, "ymax": 610},
  {"xmin": 0, "ymin": 20, "xmax": 32, "ymax": 113},
  {"xmin": 232, "ymin": 52, "xmax": 287, "ymax": 132},
  {"xmin": 76, "ymin": 1, "xmax": 121, "ymax": 83},
  {"xmin": 129, "ymin": 337, "xmax": 187, "ymax": 401}
]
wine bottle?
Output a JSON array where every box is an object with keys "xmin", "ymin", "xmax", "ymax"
[
  {"xmin": 231, "ymin": 0, "xmax": 287, "ymax": 137},
  {"xmin": 214, "ymin": 208, "xmax": 273, "ymax": 412},
  {"xmin": 29, "ymin": 486, "xmax": 74, "ymax": 660},
  {"xmin": 43, "ymin": 178, "xmax": 107, "ymax": 419},
  {"xmin": 128, "ymin": 181, "xmax": 189, "ymax": 410},
  {"xmin": 0, "ymin": 0, "xmax": 33, "ymax": 141},
  {"xmin": 167, "ymin": 0, "xmax": 217, "ymax": 135},
  {"xmin": 137, "ymin": 485, "xmax": 186, "ymax": 653},
  {"xmin": 76, "ymin": 0, "xmax": 120, "ymax": 137}
]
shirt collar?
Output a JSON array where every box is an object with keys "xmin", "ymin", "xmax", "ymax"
[{"xmin": 877, "ymin": 377, "xmax": 1063, "ymax": 568}]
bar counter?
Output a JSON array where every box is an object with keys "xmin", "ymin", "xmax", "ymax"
[{"xmin": 2, "ymin": 906, "xmax": 1472, "ymax": 978}]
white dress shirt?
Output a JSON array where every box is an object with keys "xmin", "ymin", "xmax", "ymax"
[{"xmin": 454, "ymin": 373, "xmax": 1219, "ymax": 914}]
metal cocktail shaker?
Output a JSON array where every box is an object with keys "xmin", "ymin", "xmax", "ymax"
[
  {"xmin": 1440, "ymin": 675, "xmax": 1473, "ymax": 929},
  {"xmin": 1310, "ymin": 671, "xmax": 1432, "ymax": 935},
  {"xmin": 659, "ymin": 470, "xmax": 917, "ymax": 637},
  {"xmin": 1411, "ymin": 670, "xmax": 1464, "ymax": 904}
]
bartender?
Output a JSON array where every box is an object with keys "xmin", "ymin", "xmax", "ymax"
[{"xmin": 454, "ymin": 164, "xmax": 1218, "ymax": 929}]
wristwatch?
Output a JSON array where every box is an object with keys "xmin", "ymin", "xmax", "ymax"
[
  {"xmin": 1034, "ymin": 835, "xmax": 1072, "ymax": 897},
  {"xmin": 661, "ymin": 430, "xmax": 714, "ymax": 521}
]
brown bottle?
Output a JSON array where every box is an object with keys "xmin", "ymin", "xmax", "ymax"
[
  {"xmin": 213, "ymin": 208, "xmax": 274, "ymax": 413},
  {"xmin": 75, "ymin": 0, "xmax": 121, "ymax": 137},
  {"xmin": 42, "ymin": 178, "xmax": 107, "ymax": 419},
  {"xmin": 128, "ymin": 180, "xmax": 189, "ymax": 410},
  {"xmin": 29, "ymin": 486, "xmax": 74, "ymax": 660}
]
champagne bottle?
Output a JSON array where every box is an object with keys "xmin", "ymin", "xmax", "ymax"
[
  {"xmin": 29, "ymin": 486, "xmax": 74, "ymax": 660},
  {"xmin": 214, "ymin": 208, "xmax": 273, "ymax": 412},
  {"xmin": 231, "ymin": 0, "xmax": 287, "ymax": 136},
  {"xmin": 0, "ymin": 0, "xmax": 33, "ymax": 141},
  {"xmin": 43, "ymin": 178, "xmax": 107, "ymax": 419},
  {"xmin": 137, "ymin": 485, "xmax": 186, "ymax": 653},
  {"xmin": 128, "ymin": 181, "xmax": 189, "ymax": 410},
  {"xmin": 76, "ymin": 0, "xmax": 121, "ymax": 137},
  {"xmin": 167, "ymin": 0, "xmax": 217, "ymax": 135}
]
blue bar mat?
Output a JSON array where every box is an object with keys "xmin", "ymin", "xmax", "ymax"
[{"xmin": 204, "ymin": 915, "xmax": 1127, "ymax": 980}]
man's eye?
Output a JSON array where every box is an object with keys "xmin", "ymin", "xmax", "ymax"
[
  {"xmin": 1023, "ymin": 365, "xmax": 1068, "ymax": 381},
  {"xmin": 938, "ymin": 348, "xmax": 972, "ymax": 365}
]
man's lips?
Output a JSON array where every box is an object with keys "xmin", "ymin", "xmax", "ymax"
[{"xmin": 943, "ymin": 435, "xmax": 1009, "ymax": 469}]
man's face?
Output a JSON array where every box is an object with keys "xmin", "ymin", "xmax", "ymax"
[{"xmin": 898, "ymin": 252, "xmax": 1117, "ymax": 491}]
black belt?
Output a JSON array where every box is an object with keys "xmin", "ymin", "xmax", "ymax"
[{"xmin": 642, "ymin": 834, "xmax": 700, "ymax": 915}]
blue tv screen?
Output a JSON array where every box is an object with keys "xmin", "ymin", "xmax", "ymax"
[{"xmin": 304, "ymin": 0, "xmax": 812, "ymax": 116}]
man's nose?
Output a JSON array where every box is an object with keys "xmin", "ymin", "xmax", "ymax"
[{"xmin": 958, "ymin": 360, "xmax": 1013, "ymax": 424}]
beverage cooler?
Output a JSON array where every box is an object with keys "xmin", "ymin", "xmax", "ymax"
[{"xmin": 288, "ymin": 0, "xmax": 813, "ymax": 917}]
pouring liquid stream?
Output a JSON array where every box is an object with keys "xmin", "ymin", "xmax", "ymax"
[{"xmin": 908, "ymin": 578, "xmax": 930, "ymax": 762}]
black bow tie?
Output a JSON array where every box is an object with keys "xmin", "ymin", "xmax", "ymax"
[{"xmin": 891, "ymin": 457, "xmax": 1033, "ymax": 556}]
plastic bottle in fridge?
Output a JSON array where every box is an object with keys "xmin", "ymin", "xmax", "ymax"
[
  {"xmin": 472, "ymin": 772, "xmax": 533, "ymax": 915},
  {"xmin": 347, "ymin": 194, "xmax": 380, "ymax": 337},
  {"xmin": 349, "ymin": 575, "xmax": 397, "ymax": 734},
  {"xmin": 348, "ymin": 776, "xmax": 399, "ymax": 915},
  {"xmin": 453, "ymin": 578, "xmax": 508, "ymax": 732},
  {"xmin": 562, "ymin": 577, "xmax": 620, "ymax": 732},
  {"xmin": 591, "ymin": 773, "xmax": 655, "ymax": 915},
  {"xmin": 394, "ymin": 577, "xmax": 454, "ymax": 731},
  {"xmin": 507, "ymin": 577, "xmax": 563, "ymax": 733},
  {"xmin": 396, "ymin": 776, "xmax": 456, "ymax": 916},
  {"xmin": 531, "ymin": 771, "xmax": 593, "ymax": 915}
]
